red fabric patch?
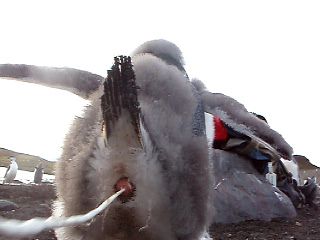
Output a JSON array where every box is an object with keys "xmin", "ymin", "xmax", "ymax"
[{"xmin": 214, "ymin": 117, "xmax": 229, "ymax": 141}]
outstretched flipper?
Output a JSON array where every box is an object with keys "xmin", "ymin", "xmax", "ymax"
[{"xmin": 0, "ymin": 64, "xmax": 103, "ymax": 99}]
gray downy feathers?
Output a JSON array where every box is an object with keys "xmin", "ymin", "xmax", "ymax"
[{"xmin": 54, "ymin": 40, "xmax": 211, "ymax": 240}]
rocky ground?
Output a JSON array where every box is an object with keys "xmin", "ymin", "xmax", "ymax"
[
  {"xmin": 0, "ymin": 183, "xmax": 56, "ymax": 240},
  {"xmin": 210, "ymin": 204, "xmax": 320, "ymax": 240},
  {"xmin": 0, "ymin": 183, "xmax": 319, "ymax": 240}
]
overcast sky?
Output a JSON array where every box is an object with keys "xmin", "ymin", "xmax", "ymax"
[{"xmin": 0, "ymin": 1, "xmax": 319, "ymax": 166}]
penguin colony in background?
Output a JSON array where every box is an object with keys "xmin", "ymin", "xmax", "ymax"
[
  {"xmin": 0, "ymin": 40, "xmax": 293, "ymax": 240},
  {"xmin": 3, "ymin": 156, "xmax": 18, "ymax": 184}
]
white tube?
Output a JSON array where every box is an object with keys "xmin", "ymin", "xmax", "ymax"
[{"xmin": 0, "ymin": 189, "xmax": 124, "ymax": 237}]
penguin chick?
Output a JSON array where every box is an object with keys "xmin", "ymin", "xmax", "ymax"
[{"xmin": 54, "ymin": 40, "xmax": 211, "ymax": 240}]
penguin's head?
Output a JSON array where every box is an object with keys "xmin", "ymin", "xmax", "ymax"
[
  {"xmin": 9, "ymin": 156, "xmax": 16, "ymax": 162},
  {"xmin": 132, "ymin": 39, "xmax": 186, "ymax": 74},
  {"xmin": 36, "ymin": 162, "xmax": 43, "ymax": 170}
]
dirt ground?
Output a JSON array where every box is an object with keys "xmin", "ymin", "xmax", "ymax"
[{"xmin": 0, "ymin": 184, "xmax": 319, "ymax": 240}]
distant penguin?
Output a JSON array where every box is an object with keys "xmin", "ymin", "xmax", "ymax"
[
  {"xmin": 3, "ymin": 156, "xmax": 18, "ymax": 184},
  {"xmin": 281, "ymin": 158, "xmax": 300, "ymax": 184},
  {"xmin": 34, "ymin": 162, "xmax": 44, "ymax": 184}
]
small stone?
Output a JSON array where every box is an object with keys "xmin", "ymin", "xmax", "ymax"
[
  {"xmin": 295, "ymin": 221, "xmax": 302, "ymax": 226},
  {"xmin": 0, "ymin": 199, "xmax": 18, "ymax": 211}
]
